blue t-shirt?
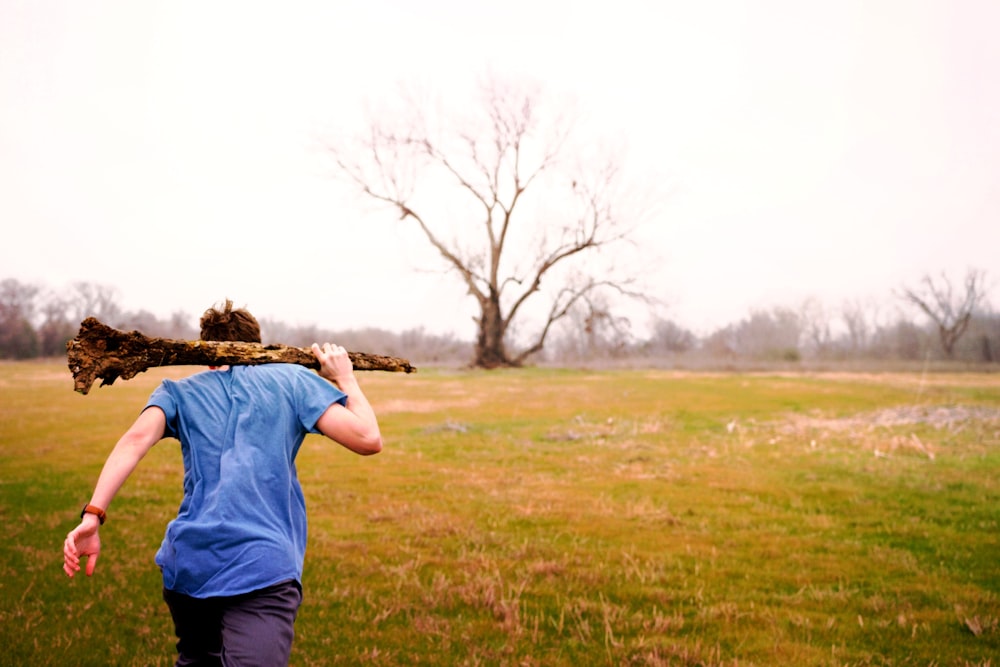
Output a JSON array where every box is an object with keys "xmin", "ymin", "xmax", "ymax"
[{"xmin": 146, "ymin": 364, "xmax": 347, "ymax": 597}]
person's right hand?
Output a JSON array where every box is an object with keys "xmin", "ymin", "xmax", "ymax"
[{"xmin": 311, "ymin": 342, "xmax": 355, "ymax": 387}]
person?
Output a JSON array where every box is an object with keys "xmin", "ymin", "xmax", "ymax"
[{"xmin": 62, "ymin": 300, "xmax": 382, "ymax": 666}]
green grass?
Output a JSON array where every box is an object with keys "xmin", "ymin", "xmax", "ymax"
[{"xmin": 1, "ymin": 362, "xmax": 998, "ymax": 665}]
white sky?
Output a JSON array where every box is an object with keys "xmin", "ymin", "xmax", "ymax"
[{"xmin": 1, "ymin": 0, "xmax": 998, "ymax": 338}]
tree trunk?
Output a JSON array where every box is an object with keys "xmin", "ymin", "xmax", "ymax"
[{"xmin": 473, "ymin": 297, "xmax": 515, "ymax": 368}]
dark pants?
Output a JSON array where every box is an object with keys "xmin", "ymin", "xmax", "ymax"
[{"xmin": 163, "ymin": 580, "xmax": 303, "ymax": 667}]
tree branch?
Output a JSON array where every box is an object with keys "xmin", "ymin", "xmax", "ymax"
[{"xmin": 68, "ymin": 318, "xmax": 415, "ymax": 395}]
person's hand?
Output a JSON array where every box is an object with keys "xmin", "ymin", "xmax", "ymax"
[
  {"xmin": 63, "ymin": 517, "xmax": 101, "ymax": 578},
  {"xmin": 311, "ymin": 342, "xmax": 355, "ymax": 387}
]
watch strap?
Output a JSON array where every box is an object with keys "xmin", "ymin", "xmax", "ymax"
[{"xmin": 81, "ymin": 504, "xmax": 107, "ymax": 525}]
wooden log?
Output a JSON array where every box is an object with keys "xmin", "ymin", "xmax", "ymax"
[{"xmin": 67, "ymin": 317, "xmax": 416, "ymax": 395}]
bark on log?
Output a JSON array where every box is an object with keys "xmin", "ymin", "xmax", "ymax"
[{"xmin": 67, "ymin": 317, "xmax": 416, "ymax": 395}]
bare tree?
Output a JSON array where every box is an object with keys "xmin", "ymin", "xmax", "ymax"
[
  {"xmin": 37, "ymin": 292, "xmax": 76, "ymax": 357},
  {"xmin": 900, "ymin": 269, "xmax": 988, "ymax": 359},
  {"xmin": 69, "ymin": 282, "xmax": 122, "ymax": 325},
  {"xmin": 0, "ymin": 278, "xmax": 39, "ymax": 323},
  {"xmin": 841, "ymin": 297, "xmax": 883, "ymax": 356},
  {"xmin": 646, "ymin": 317, "xmax": 697, "ymax": 355},
  {"xmin": 330, "ymin": 77, "xmax": 650, "ymax": 368},
  {"xmin": 798, "ymin": 297, "xmax": 833, "ymax": 358},
  {"xmin": 724, "ymin": 307, "xmax": 802, "ymax": 361},
  {"xmin": 0, "ymin": 278, "xmax": 41, "ymax": 359},
  {"xmin": 546, "ymin": 292, "xmax": 633, "ymax": 363}
]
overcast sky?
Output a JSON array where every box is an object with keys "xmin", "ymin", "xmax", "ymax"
[{"xmin": 2, "ymin": 0, "xmax": 997, "ymax": 338}]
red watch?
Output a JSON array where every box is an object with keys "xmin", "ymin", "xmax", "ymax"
[{"xmin": 80, "ymin": 504, "xmax": 107, "ymax": 525}]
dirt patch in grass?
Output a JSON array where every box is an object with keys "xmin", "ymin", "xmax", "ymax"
[
  {"xmin": 0, "ymin": 366, "xmax": 72, "ymax": 387},
  {"xmin": 379, "ymin": 397, "xmax": 480, "ymax": 414},
  {"xmin": 760, "ymin": 404, "xmax": 1000, "ymax": 460},
  {"xmin": 782, "ymin": 405, "xmax": 1000, "ymax": 433}
]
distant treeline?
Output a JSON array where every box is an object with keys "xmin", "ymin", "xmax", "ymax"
[
  {"xmin": 545, "ymin": 305, "xmax": 1000, "ymax": 366},
  {"xmin": 2, "ymin": 278, "xmax": 998, "ymax": 366}
]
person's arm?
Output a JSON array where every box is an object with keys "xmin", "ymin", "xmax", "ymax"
[
  {"xmin": 311, "ymin": 342, "xmax": 383, "ymax": 456},
  {"xmin": 62, "ymin": 406, "xmax": 166, "ymax": 578}
]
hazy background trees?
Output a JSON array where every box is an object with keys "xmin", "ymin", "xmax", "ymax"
[
  {"xmin": 0, "ymin": 268, "xmax": 994, "ymax": 367},
  {"xmin": 0, "ymin": 278, "xmax": 471, "ymax": 365},
  {"xmin": 0, "ymin": 278, "xmax": 40, "ymax": 359}
]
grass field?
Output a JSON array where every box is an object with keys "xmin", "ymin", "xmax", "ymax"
[{"xmin": 1, "ymin": 361, "xmax": 998, "ymax": 666}]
